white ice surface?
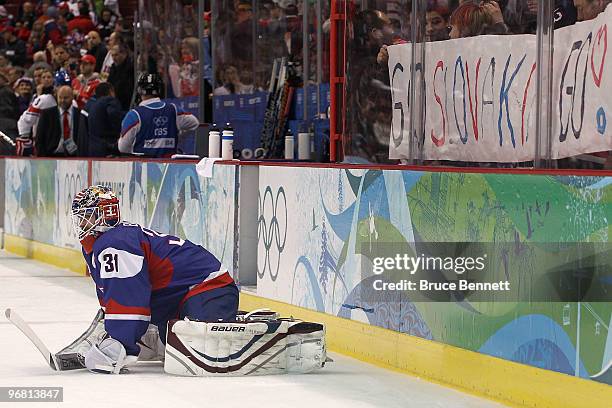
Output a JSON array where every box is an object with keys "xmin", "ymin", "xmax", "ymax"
[{"xmin": 0, "ymin": 251, "xmax": 505, "ymax": 408}]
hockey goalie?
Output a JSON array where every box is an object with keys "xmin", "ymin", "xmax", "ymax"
[{"xmin": 61, "ymin": 185, "xmax": 326, "ymax": 375}]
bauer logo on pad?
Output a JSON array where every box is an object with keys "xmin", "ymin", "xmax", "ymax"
[{"xmin": 210, "ymin": 326, "xmax": 246, "ymax": 332}]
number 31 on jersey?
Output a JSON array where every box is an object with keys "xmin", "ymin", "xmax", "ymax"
[{"xmin": 98, "ymin": 248, "xmax": 144, "ymax": 279}]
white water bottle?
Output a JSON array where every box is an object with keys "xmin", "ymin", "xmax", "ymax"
[
  {"xmin": 208, "ymin": 125, "xmax": 221, "ymax": 158},
  {"xmin": 309, "ymin": 123, "xmax": 315, "ymax": 157},
  {"xmin": 221, "ymin": 123, "xmax": 234, "ymax": 160},
  {"xmin": 284, "ymin": 129, "xmax": 295, "ymax": 160},
  {"xmin": 298, "ymin": 125, "xmax": 310, "ymax": 160}
]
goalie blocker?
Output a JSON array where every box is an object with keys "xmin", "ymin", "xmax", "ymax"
[{"xmin": 164, "ymin": 317, "xmax": 326, "ymax": 376}]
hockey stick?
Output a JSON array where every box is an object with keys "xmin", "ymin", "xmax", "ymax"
[
  {"xmin": 5, "ymin": 308, "xmax": 58, "ymax": 370},
  {"xmin": 5, "ymin": 309, "xmax": 90, "ymax": 371},
  {"xmin": 0, "ymin": 130, "xmax": 16, "ymax": 147}
]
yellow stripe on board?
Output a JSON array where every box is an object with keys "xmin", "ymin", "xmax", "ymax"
[
  {"xmin": 240, "ymin": 292, "xmax": 612, "ymax": 408},
  {"xmin": 3, "ymin": 234, "xmax": 86, "ymax": 275}
]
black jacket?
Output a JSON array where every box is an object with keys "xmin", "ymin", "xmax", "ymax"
[
  {"xmin": 108, "ymin": 57, "xmax": 135, "ymax": 111},
  {"xmin": 35, "ymin": 105, "xmax": 81, "ymax": 157},
  {"xmin": 85, "ymin": 95, "xmax": 124, "ymax": 157},
  {"xmin": 4, "ymin": 37, "xmax": 27, "ymax": 67},
  {"xmin": 88, "ymin": 44, "xmax": 108, "ymax": 73},
  {"xmin": 0, "ymin": 84, "xmax": 18, "ymax": 154}
]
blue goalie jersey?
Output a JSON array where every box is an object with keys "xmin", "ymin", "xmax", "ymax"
[{"xmin": 82, "ymin": 222, "xmax": 234, "ymax": 356}]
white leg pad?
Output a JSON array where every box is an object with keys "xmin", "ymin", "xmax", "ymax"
[{"xmin": 164, "ymin": 318, "xmax": 326, "ymax": 376}]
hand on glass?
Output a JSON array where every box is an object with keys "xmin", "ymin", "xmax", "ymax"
[
  {"xmin": 481, "ymin": 1, "xmax": 505, "ymax": 25},
  {"xmin": 377, "ymin": 45, "xmax": 389, "ymax": 65}
]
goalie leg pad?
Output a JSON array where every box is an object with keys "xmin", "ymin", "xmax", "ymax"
[{"xmin": 164, "ymin": 318, "xmax": 326, "ymax": 376}]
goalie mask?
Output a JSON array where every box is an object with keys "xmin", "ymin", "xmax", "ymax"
[{"xmin": 71, "ymin": 185, "xmax": 121, "ymax": 240}]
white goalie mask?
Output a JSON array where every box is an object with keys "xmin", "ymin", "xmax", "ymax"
[{"xmin": 71, "ymin": 185, "xmax": 121, "ymax": 240}]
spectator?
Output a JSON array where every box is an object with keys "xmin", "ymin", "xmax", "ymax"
[
  {"xmin": 77, "ymin": 91, "xmax": 94, "ymax": 156},
  {"xmin": 7, "ymin": 66, "xmax": 25, "ymax": 88},
  {"xmin": 574, "ymin": 0, "xmax": 611, "ymax": 21},
  {"xmin": 347, "ymin": 9, "xmax": 395, "ymax": 163},
  {"xmin": 283, "ymin": 3, "xmax": 304, "ymax": 60},
  {"xmin": 114, "ymin": 18, "xmax": 134, "ymax": 51},
  {"xmin": 213, "ymin": 65, "xmax": 254, "ymax": 95},
  {"xmin": 15, "ymin": 21, "xmax": 31, "ymax": 44},
  {"xmin": 37, "ymin": 1, "xmax": 53, "ymax": 17},
  {"xmin": 107, "ymin": 43, "xmax": 134, "ymax": 110},
  {"xmin": 100, "ymin": 31, "xmax": 121, "ymax": 79},
  {"xmin": 39, "ymin": 69, "xmax": 57, "ymax": 94},
  {"xmin": 67, "ymin": 2, "xmax": 96, "ymax": 34},
  {"xmin": 231, "ymin": 1, "xmax": 254, "ymax": 66},
  {"xmin": 97, "ymin": 7, "xmax": 117, "ymax": 40},
  {"xmin": 553, "ymin": 1, "xmax": 578, "ymax": 29},
  {"xmin": 85, "ymin": 30, "xmax": 107, "ymax": 72},
  {"xmin": 79, "ymin": 1, "xmax": 99, "ymax": 23},
  {"xmin": 57, "ymin": 2, "xmax": 74, "ymax": 21},
  {"xmin": 26, "ymin": 21, "xmax": 46, "ymax": 58},
  {"xmin": 40, "ymin": 6, "xmax": 64, "ymax": 45},
  {"xmin": 180, "ymin": 2, "xmax": 197, "ymax": 37},
  {"xmin": 500, "ymin": 0, "xmax": 538, "ymax": 34},
  {"xmin": 31, "ymin": 66, "xmax": 46, "ymax": 93},
  {"xmin": 51, "ymin": 43, "xmax": 70, "ymax": 72},
  {"xmin": 35, "ymin": 85, "xmax": 79, "ymax": 157},
  {"xmin": 2, "ymin": 26, "xmax": 27, "ymax": 67},
  {"xmin": 426, "ymin": 4, "xmax": 451, "ymax": 42},
  {"xmin": 27, "ymin": 61, "xmax": 54, "ymax": 87},
  {"xmin": 84, "ymin": 81, "xmax": 122, "ymax": 157},
  {"xmin": 0, "ymin": 71, "xmax": 19, "ymax": 150},
  {"xmin": 449, "ymin": 2, "xmax": 508, "ymax": 39},
  {"xmin": 0, "ymin": 6, "xmax": 10, "ymax": 27},
  {"xmin": 104, "ymin": 0, "xmax": 122, "ymax": 19},
  {"xmin": 17, "ymin": 68, "xmax": 56, "ymax": 155},
  {"xmin": 72, "ymin": 54, "xmax": 100, "ymax": 109},
  {"xmin": 168, "ymin": 37, "xmax": 200, "ymax": 98},
  {"xmin": 0, "ymin": 52, "xmax": 9, "ymax": 71},
  {"xmin": 19, "ymin": 2, "xmax": 37, "ymax": 31},
  {"xmin": 14, "ymin": 77, "xmax": 34, "ymax": 116}
]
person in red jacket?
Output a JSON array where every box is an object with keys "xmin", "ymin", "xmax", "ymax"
[
  {"xmin": 72, "ymin": 54, "xmax": 100, "ymax": 109},
  {"xmin": 67, "ymin": 3, "xmax": 96, "ymax": 34},
  {"xmin": 39, "ymin": 6, "xmax": 64, "ymax": 46}
]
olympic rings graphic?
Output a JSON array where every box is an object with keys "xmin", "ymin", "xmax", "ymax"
[
  {"xmin": 257, "ymin": 186, "xmax": 287, "ymax": 281},
  {"xmin": 153, "ymin": 116, "xmax": 169, "ymax": 127},
  {"xmin": 62, "ymin": 172, "xmax": 83, "ymax": 238}
]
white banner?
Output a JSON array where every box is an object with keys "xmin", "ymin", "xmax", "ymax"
[{"xmin": 388, "ymin": 7, "xmax": 612, "ymax": 162}]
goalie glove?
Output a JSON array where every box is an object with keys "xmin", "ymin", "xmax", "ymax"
[
  {"xmin": 137, "ymin": 325, "xmax": 165, "ymax": 362},
  {"xmin": 84, "ymin": 337, "xmax": 137, "ymax": 374},
  {"xmin": 15, "ymin": 136, "xmax": 33, "ymax": 156}
]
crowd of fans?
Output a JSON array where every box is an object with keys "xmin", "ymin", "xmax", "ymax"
[
  {"xmin": 422, "ymin": 0, "xmax": 612, "ymax": 42},
  {"xmin": 213, "ymin": 0, "xmax": 330, "ymax": 94},
  {"xmin": 0, "ymin": 0, "xmax": 134, "ymax": 157},
  {"xmin": 1, "ymin": 0, "xmax": 610, "ymax": 166},
  {"xmin": 136, "ymin": 0, "xmax": 200, "ymax": 100},
  {"xmin": 346, "ymin": 0, "xmax": 612, "ymax": 167}
]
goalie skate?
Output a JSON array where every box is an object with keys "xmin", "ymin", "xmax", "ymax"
[{"xmin": 164, "ymin": 317, "xmax": 326, "ymax": 376}]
